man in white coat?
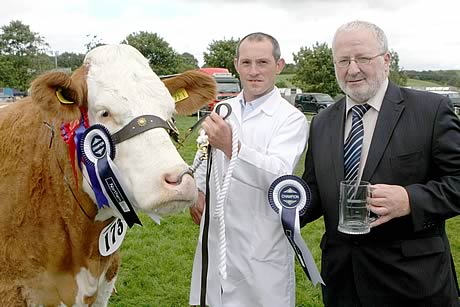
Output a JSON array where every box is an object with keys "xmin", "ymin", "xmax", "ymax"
[{"xmin": 189, "ymin": 32, "xmax": 309, "ymax": 307}]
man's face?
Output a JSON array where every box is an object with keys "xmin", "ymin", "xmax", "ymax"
[
  {"xmin": 333, "ymin": 29, "xmax": 390, "ymax": 103},
  {"xmin": 234, "ymin": 38, "xmax": 285, "ymax": 102}
]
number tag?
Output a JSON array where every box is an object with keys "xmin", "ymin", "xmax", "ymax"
[{"xmin": 99, "ymin": 218, "xmax": 127, "ymax": 256}]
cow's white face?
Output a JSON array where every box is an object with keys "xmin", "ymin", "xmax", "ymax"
[{"xmin": 82, "ymin": 44, "xmax": 196, "ymax": 216}]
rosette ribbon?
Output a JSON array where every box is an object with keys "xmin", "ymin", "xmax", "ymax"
[
  {"xmin": 79, "ymin": 123, "xmax": 141, "ymax": 227},
  {"xmin": 268, "ymin": 175, "xmax": 324, "ymax": 286}
]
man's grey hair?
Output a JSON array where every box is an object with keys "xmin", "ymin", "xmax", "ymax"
[
  {"xmin": 332, "ymin": 20, "xmax": 389, "ymax": 55},
  {"xmin": 235, "ymin": 32, "xmax": 281, "ymax": 61}
]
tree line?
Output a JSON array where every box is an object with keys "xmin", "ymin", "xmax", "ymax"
[{"xmin": 1, "ymin": 20, "xmax": 455, "ymax": 97}]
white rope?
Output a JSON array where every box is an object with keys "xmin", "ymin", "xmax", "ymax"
[
  {"xmin": 190, "ymin": 115, "xmax": 238, "ymax": 280},
  {"xmin": 212, "ymin": 121, "xmax": 238, "ymax": 280}
]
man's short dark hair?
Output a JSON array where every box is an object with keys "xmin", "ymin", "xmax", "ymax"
[{"xmin": 235, "ymin": 32, "xmax": 281, "ymax": 61}]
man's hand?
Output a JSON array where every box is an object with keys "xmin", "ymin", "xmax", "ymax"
[
  {"xmin": 201, "ymin": 112, "xmax": 233, "ymax": 158},
  {"xmin": 190, "ymin": 191, "xmax": 205, "ymax": 225},
  {"xmin": 369, "ymin": 184, "xmax": 411, "ymax": 227}
]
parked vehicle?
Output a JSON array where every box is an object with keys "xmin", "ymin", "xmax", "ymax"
[
  {"xmin": 294, "ymin": 93, "xmax": 335, "ymax": 114},
  {"xmin": 437, "ymin": 91, "xmax": 459, "ymax": 115},
  {"xmin": 450, "ymin": 93, "xmax": 460, "ymax": 115},
  {"xmin": 279, "ymin": 87, "xmax": 302, "ymax": 105},
  {"xmin": 426, "ymin": 87, "xmax": 460, "ymax": 115},
  {"xmin": 198, "ymin": 68, "xmax": 240, "ymax": 111}
]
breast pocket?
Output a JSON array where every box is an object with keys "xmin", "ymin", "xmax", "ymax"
[{"xmin": 390, "ymin": 150, "xmax": 423, "ymax": 183}]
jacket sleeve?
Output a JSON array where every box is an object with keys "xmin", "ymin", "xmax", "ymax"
[
  {"xmin": 232, "ymin": 111, "xmax": 308, "ymax": 190},
  {"xmin": 406, "ymin": 98, "xmax": 460, "ymax": 232}
]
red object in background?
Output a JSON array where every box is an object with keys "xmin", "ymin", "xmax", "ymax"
[{"xmin": 198, "ymin": 68, "xmax": 240, "ymax": 111}]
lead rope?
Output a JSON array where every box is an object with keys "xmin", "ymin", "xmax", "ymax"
[
  {"xmin": 200, "ymin": 145, "xmax": 212, "ymax": 307},
  {"xmin": 192, "ymin": 104, "xmax": 234, "ymax": 307},
  {"xmin": 189, "ymin": 129, "xmax": 209, "ymax": 174},
  {"xmin": 212, "ymin": 121, "xmax": 238, "ymax": 280}
]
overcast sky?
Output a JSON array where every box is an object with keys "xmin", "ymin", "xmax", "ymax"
[{"xmin": 2, "ymin": 0, "xmax": 459, "ymax": 71}]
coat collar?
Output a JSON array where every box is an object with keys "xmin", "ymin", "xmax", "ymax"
[
  {"xmin": 361, "ymin": 81, "xmax": 405, "ymax": 181},
  {"xmin": 328, "ymin": 97, "xmax": 346, "ymax": 191},
  {"xmin": 233, "ymin": 88, "xmax": 280, "ymax": 123}
]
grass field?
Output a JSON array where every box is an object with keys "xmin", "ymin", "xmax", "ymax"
[
  {"xmin": 405, "ymin": 78, "xmax": 442, "ymax": 87},
  {"xmin": 109, "ymin": 115, "xmax": 459, "ymax": 306}
]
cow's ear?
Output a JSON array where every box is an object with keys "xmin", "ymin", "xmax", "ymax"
[
  {"xmin": 30, "ymin": 67, "xmax": 88, "ymax": 121},
  {"xmin": 162, "ymin": 70, "xmax": 217, "ymax": 116}
]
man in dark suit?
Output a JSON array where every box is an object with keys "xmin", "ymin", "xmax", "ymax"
[{"xmin": 301, "ymin": 20, "xmax": 460, "ymax": 306}]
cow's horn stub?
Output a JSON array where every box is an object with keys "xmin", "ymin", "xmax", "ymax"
[{"xmin": 56, "ymin": 88, "xmax": 75, "ymax": 105}]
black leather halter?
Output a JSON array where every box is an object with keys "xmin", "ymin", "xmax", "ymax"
[{"xmin": 111, "ymin": 115, "xmax": 179, "ymax": 144}]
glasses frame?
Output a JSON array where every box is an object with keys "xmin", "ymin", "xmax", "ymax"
[{"xmin": 334, "ymin": 52, "xmax": 387, "ymax": 68}]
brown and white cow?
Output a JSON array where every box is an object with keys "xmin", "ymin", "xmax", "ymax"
[{"xmin": 0, "ymin": 44, "xmax": 216, "ymax": 306}]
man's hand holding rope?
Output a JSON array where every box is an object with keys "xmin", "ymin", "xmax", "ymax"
[{"xmin": 201, "ymin": 112, "xmax": 239, "ymax": 159}]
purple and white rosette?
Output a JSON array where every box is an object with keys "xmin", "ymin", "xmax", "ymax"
[{"xmin": 268, "ymin": 175, "xmax": 324, "ymax": 286}]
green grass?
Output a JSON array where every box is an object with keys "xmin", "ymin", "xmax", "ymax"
[
  {"xmin": 405, "ymin": 78, "xmax": 442, "ymax": 87},
  {"xmin": 109, "ymin": 115, "xmax": 459, "ymax": 306}
]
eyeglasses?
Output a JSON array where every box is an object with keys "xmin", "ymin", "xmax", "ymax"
[{"xmin": 334, "ymin": 52, "xmax": 386, "ymax": 68}]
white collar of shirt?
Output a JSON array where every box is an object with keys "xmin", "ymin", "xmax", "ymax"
[
  {"xmin": 345, "ymin": 78, "xmax": 389, "ymax": 114},
  {"xmin": 239, "ymin": 87, "xmax": 277, "ymax": 119}
]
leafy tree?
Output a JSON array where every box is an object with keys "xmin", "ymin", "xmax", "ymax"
[
  {"xmin": 57, "ymin": 52, "xmax": 85, "ymax": 71},
  {"xmin": 389, "ymin": 50, "xmax": 407, "ymax": 86},
  {"xmin": 0, "ymin": 20, "xmax": 48, "ymax": 56},
  {"xmin": 0, "ymin": 56, "xmax": 18, "ymax": 88},
  {"xmin": 0, "ymin": 20, "xmax": 51, "ymax": 91},
  {"xmin": 177, "ymin": 52, "xmax": 199, "ymax": 72},
  {"xmin": 275, "ymin": 80, "xmax": 289, "ymax": 88},
  {"xmin": 85, "ymin": 34, "xmax": 105, "ymax": 51},
  {"xmin": 292, "ymin": 42, "xmax": 342, "ymax": 97},
  {"xmin": 282, "ymin": 63, "xmax": 297, "ymax": 75},
  {"xmin": 122, "ymin": 31, "xmax": 179, "ymax": 75},
  {"xmin": 203, "ymin": 38, "xmax": 239, "ymax": 77}
]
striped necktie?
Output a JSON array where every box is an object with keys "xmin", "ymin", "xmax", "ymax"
[{"xmin": 344, "ymin": 104, "xmax": 371, "ymax": 181}]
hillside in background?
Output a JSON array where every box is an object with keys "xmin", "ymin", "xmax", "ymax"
[
  {"xmin": 404, "ymin": 70, "xmax": 459, "ymax": 88},
  {"xmin": 276, "ymin": 74, "xmax": 446, "ymax": 91},
  {"xmin": 278, "ymin": 69, "xmax": 460, "ymax": 91},
  {"xmin": 405, "ymin": 78, "xmax": 443, "ymax": 87}
]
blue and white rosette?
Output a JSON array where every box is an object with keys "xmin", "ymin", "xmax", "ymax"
[
  {"xmin": 80, "ymin": 124, "xmax": 142, "ymax": 228},
  {"xmin": 268, "ymin": 175, "xmax": 324, "ymax": 286}
]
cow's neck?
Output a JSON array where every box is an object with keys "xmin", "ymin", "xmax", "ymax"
[{"xmin": 48, "ymin": 116, "xmax": 101, "ymax": 225}]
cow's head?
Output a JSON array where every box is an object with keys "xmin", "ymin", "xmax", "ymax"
[{"xmin": 30, "ymin": 44, "xmax": 216, "ymax": 219}]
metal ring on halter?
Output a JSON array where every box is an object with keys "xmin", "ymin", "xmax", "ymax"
[
  {"xmin": 176, "ymin": 168, "xmax": 194, "ymax": 184},
  {"xmin": 215, "ymin": 103, "xmax": 232, "ymax": 120}
]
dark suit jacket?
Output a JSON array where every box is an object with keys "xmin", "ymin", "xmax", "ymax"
[{"xmin": 301, "ymin": 81, "xmax": 460, "ymax": 306}]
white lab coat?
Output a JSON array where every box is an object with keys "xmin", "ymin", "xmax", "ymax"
[{"xmin": 189, "ymin": 88, "xmax": 308, "ymax": 307}]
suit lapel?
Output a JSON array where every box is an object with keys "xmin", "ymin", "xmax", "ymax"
[
  {"xmin": 329, "ymin": 98, "xmax": 346, "ymax": 191},
  {"xmin": 362, "ymin": 82, "xmax": 405, "ymax": 181}
]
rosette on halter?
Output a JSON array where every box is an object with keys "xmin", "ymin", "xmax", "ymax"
[
  {"xmin": 80, "ymin": 123, "xmax": 141, "ymax": 227},
  {"xmin": 268, "ymin": 175, "xmax": 324, "ymax": 286}
]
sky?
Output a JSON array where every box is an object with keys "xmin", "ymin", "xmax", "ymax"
[{"xmin": 2, "ymin": 0, "xmax": 459, "ymax": 71}]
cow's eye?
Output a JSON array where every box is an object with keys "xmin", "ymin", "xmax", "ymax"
[{"xmin": 101, "ymin": 110, "xmax": 110, "ymax": 118}]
